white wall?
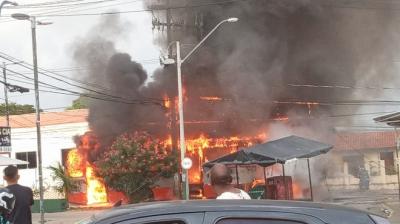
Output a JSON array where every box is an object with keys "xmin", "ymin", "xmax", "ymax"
[
  {"xmin": 2, "ymin": 122, "xmax": 89, "ymax": 196},
  {"xmin": 326, "ymin": 150, "xmax": 400, "ymax": 190}
]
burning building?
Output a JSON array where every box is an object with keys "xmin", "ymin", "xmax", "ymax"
[
  {"xmin": 67, "ymin": 0, "xmax": 399, "ymax": 201},
  {"xmin": 62, "ymin": 132, "xmax": 128, "ymax": 205}
]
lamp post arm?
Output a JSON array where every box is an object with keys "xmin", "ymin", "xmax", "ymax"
[
  {"xmin": 181, "ymin": 19, "xmax": 229, "ymax": 64},
  {"xmin": 0, "ymin": 1, "xmax": 17, "ymax": 16},
  {"xmin": 0, "ymin": 1, "xmax": 8, "ymax": 16}
]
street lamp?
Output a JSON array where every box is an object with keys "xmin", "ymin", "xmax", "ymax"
[
  {"xmin": 161, "ymin": 17, "xmax": 239, "ymax": 200},
  {"xmin": 0, "ymin": 1, "xmax": 17, "ymax": 16},
  {"xmin": 12, "ymin": 12, "xmax": 52, "ymax": 224}
]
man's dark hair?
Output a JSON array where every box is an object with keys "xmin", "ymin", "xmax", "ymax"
[
  {"xmin": 210, "ymin": 164, "xmax": 233, "ymax": 186},
  {"xmin": 3, "ymin": 166, "xmax": 18, "ymax": 180}
]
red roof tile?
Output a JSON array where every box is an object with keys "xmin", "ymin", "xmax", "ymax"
[
  {"xmin": 334, "ymin": 131, "xmax": 396, "ymax": 151},
  {"xmin": 0, "ymin": 109, "xmax": 88, "ymax": 128}
]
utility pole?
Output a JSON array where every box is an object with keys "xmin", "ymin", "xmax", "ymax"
[
  {"xmin": 153, "ymin": 1, "xmax": 218, "ymax": 200},
  {"xmin": 176, "ymin": 41, "xmax": 190, "ymax": 200},
  {"xmin": 165, "ymin": 0, "xmax": 182, "ymax": 199},
  {"xmin": 2, "ymin": 62, "xmax": 9, "ymax": 126},
  {"xmin": 395, "ymin": 128, "xmax": 400, "ymax": 201},
  {"xmin": 162, "ymin": 19, "xmax": 239, "ymax": 200},
  {"xmin": 10, "ymin": 13, "xmax": 48, "ymax": 223},
  {"xmin": 32, "ymin": 16, "xmax": 45, "ymax": 224}
]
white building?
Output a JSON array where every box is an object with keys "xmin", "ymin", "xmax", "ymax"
[
  {"xmin": 0, "ymin": 109, "xmax": 89, "ymax": 197},
  {"xmin": 327, "ymin": 131, "xmax": 399, "ymax": 190}
]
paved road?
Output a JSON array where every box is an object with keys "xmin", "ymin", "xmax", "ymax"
[{"xmin": 388, "ymin": 202, "xmax": 400, "ymax": 224}]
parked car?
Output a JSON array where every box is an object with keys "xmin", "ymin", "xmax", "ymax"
[{"xmin": 78, "ymin": 200, "xmax": 390, "ymax": 224}]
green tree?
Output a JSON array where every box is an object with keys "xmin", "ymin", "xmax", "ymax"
[
  {"xmin": 67, "ymin": 96, "xmax": 88, "ymax": 110},
  {"xmin": 0, "ymin": 103, "xmax": 35, "ymax": 115},
  {"xmin": 48, "ymin": 162, "xmax": 77, "ymax": 201},
  {"xmin": 95, "ymin": 132, "xmax": 178, "ymax": 203}
]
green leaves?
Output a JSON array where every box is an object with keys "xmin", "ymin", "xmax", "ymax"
[
  {"xmin": 66, "ymin": 96, "xmax": 88, "ymax": 110},
  {"xmin": 48, "ymin": 162, "xmax": 78, "ymax": 199},
  {"xmin": 95, "ymin": 132, "xmax": 178, "ymax": 203},
  {"xmin": 0, "ymin": 103, "xmax": 35, "ymax": 115}
]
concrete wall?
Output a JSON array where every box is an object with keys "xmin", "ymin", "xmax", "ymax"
[
  {"xmin": 326, "ymin": 149, "xmax": 399, "ymax": 190},
  {"xmin": 1, "ymin": 122, "xmax": 89, "ymax": 198}
]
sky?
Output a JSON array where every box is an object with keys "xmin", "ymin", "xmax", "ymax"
[{"xmin": 0, "ymin": 0, "xmax": 160, "ymax": 110}]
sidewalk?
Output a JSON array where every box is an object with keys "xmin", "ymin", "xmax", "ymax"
[{"xmin": 387, "ymin": 201, "xmax": 400, "ymax": 224}]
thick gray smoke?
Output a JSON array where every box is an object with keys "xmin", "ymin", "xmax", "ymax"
[
  {"xmin": 72, "ymin": 15, "xmax": 165, "ymax": 157},
  {"xmin": 145, "ymin": 0, "xmax": 397, "ymax": 136},
  {"xmin": 72, "ymin": 0, "xmax": 397, "ymax": 156}
]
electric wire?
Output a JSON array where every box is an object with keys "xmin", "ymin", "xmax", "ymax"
[{"xmin": 0, "ymin": 52, "xmax": 163, "ymax": 103}]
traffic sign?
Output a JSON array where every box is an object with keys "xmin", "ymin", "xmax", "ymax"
[{"xmin": 181, "ymin": 157, "xmax": 192, "ymax": 170}]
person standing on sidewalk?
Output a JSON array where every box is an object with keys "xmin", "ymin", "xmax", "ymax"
[{"xmin": 3, "ymin": 165, "xmax": 34, "ymax": 224}]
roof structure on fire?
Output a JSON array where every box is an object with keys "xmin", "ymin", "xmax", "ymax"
[
  {"xmin": 0, "ymin": 109, "xmax": 88, "ymax": 128},
  {"xmin": 203, "ymin": 135, "xmax": 332, "ymax": 167}
]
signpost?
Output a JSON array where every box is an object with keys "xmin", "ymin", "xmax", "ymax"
[
  {"xmin": 181, "ymin": 157, "xmax": 193, "ymax": 170},
  {"xmin": 181, "ymin": 157, "xmax": 192, "ymax": 199},
  {"xmin": 0, "ymin": 127, "xmax": 11, "ymax": 152}
]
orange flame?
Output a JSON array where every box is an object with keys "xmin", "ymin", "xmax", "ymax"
[
  {"xmin": 66, "ymin": 149, "xmax": 84, "ymax": 178},
  {"xmin": 66, "ymin": 132, "xmax": 109, "ymax": 205},
  {"xmin": 86, "ymin": 164, "xmax": 107, "ymax": 205},
  {"xmin": 163, "ymin": 95, "xmax": 171, "ymax": 109},
  {"xmin": 272, "ymin": 116, "xmax": 289, "ymax": 122},
  {"xmin": 166, "ymin": 133, "xmax": 267, "ymax": 184},
  {"xmin": 292, "ymin": 182, "xmax": 303, "ymax": 199},
  {"xmin": 200, "ymin": 96, "xmax": 223, "ymax": 101}
]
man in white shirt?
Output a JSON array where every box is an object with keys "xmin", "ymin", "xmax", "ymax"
[{"xmin": 210, "ymin": 164, "xmax": 251, "ymax": 200}]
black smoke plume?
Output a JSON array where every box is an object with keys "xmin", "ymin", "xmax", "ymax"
[{"xmin": 73, "ymin": 0, "xmax": 397, "ymax": 156}]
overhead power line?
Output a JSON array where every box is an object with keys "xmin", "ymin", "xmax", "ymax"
[
  {"xmin": 0, "ymin": 0, "xmax": 247, "ymax": 18},
  {"xmin": 4, "ymin": 67, "xmax": 163, "ymax": 106},
  {"xmin": 6, "ymin": 68, "xmax": 400, "ymax": 107},
  {"xmin": 0, "ymin": 52, "xmax": 163, "ymax": 102},
  {"xmin": 0, "ymin": 53, "xmax": 164, "ymax": 106},
  {"xmin": 0, "ymin": 1, "xmax": 92, "ymax": 23},
  {"xmin": 4, "ymin": 0, "xmax": 126, "ymax": 8},
  {"xmin": 287, "ymin": 83, "xmax": 400, "ymax": 91},
  {"xmin": 2, "ymin": 0, "xmax": 400, "ymax": 21},
  {"xmin": 4, "ymin": 0, "xmax": 400, "ymax": 18}
]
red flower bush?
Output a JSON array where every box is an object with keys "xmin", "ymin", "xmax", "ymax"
[{"xmin": 95, "ymin": 132, "xmax": 178, "ymax": 202}]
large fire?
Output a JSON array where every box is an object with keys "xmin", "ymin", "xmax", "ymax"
[
  {"xmin": 64, "ymin": 94, "xmax": 289, "ymax": 203},
  {"xmin": 86, "ymin": 164, "xmax": 107, "ymax": 204},
  {"xmin": 65, "ymin": 135, "xmax": 108, "ymax": 205},
  {"xmin": 66, "ymin": 149, "xmax": 84, "ymax": 178},
  {"xmin": 172, "ymin": 134, "xmax": 267, "ymax": 183}
]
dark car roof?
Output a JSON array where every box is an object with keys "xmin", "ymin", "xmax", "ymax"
[{"xmin": 91, "ymin": 200, "xmax": 374, "ymax": 223}]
